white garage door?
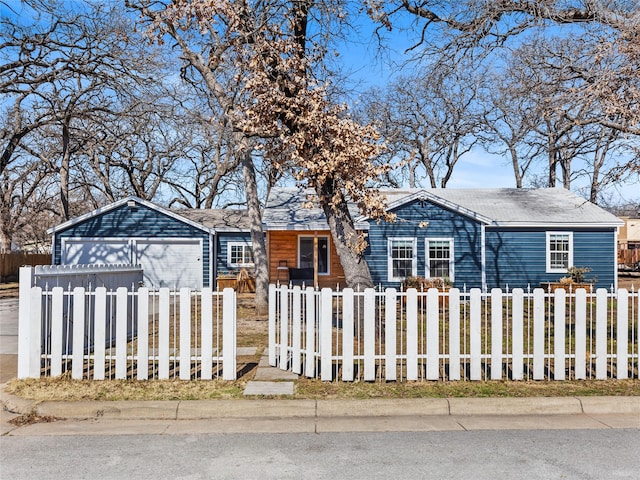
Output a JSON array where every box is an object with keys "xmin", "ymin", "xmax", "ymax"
[
  {"xmin": 134, "ymin": 239, "xmax": 203, "ymax": 289},
  {"xmin": 62, "ymin": 239, "xmax": 130, "ymax": 265}
]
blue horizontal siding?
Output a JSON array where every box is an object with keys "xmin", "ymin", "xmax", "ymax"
[
  {"xmin": 216, "ymin": 232, "xmax": 254, "ymax": 277},
  {"xmin": 485, "ymin": 227, "xmax": 616, "ymax": 289},
  {"xmin": 366, "ymin": 199, "xmax": 483, "ymax": 289},
  {"xmin": 54, "ymin": 203, "xmax": 212, "ymax": 287}
]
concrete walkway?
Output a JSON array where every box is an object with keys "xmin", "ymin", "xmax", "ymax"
[{"xmin": 243, "ymin": 349, "xmax": 297, "ymax": 396}]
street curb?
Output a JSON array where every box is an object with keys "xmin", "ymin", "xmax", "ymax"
[{"xmin": 3, "ymin": 385, "xmax": 639, "ymax": 420}]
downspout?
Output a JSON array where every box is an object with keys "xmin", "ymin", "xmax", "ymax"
[
  {"xmin": 51, "ymin": 232, "xmax": 56, "ymax": 265},
  {"xmin": 211, "ymin": 229, "xmax": 217, "ymax": 290},
  {"xmin": 613, "ymin": 227, "xmax": 618, "ymax": 291},
  {"xmin": 481, "ymin": 224, "xmax": 486, "ymax": 291}
]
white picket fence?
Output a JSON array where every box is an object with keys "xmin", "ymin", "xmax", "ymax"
[
  {"xmin": 269, "ymin": 285, "xmax": 640, "ymax": 382},
  {"xmin": 18, "ymin": 283, "xmax": 237, "ymax": 381}
]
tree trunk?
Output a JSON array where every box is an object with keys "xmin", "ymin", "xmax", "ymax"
[
  {"xmin": 239, "ymin": 139, "xmax": 269, "ymax": 311},
  {"xmin": 317, "ymin": 181, "xmax": 374, "ymax": 290}
]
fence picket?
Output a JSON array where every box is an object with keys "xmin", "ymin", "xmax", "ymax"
[
  {"xmin": 93, "ymin": 288, "xmax": 106, "ymax": 380},
  {"xmin": 158, "ymin": 288, "xmax": 170, "ymax": 380},
  {"xmin": 279, "ymin": 286, "xmax": 289, "ymax": 369},
  {"xmin": 426, "ymin": 288, "xmax": 439, "ymax": 380},
  {"xmin": 50, "ymin": 287, "xmax": 64, "ymax": 377},
  {"xmin": 320, "ymin": 288, "xmax": 333, "ymax": 381},
  {"xmin": 72, "ymin": 287, "xmax": 85, "ymax": 380},
  {"xmin": 342, "ymin": 288, "xmax": 354, "ymax": 382},
  {"xmin": 137, "ymin": 288, "xmax": 149, "ymax": 380},
  {"xmin": 385, "ymin": 289, "xmax": 397, "ymax": 381},
  {"xmin": 364, "ymin": 288, "xmax": 375, "ymax": 381},
  {"xmin": 406, "ymin": 288, "xmax": 418, "ymax": 381},
  {"xmin": 511, "ymin": 289, "xmax": 524, "ymax": 380},
  {"xmin": 179, "ymin": 288, "xmax": 191, "ymax": 380},
  {"xmin": 469, "ymin": 289, "xmax": 481, "ymax": 381},
  {"xmin": 305, "ymin": 287, "xmax": 316, "ymax": 378},
  {"xmin": 491, "ymin": 288, "xmax": 503, "ymax": 380},
  {"xmin": 596, "ymin": 289, "xmax": 607, "ymax": 379},
  {"xmin": 533, "ymin": 288, "xmax": 545, "ymax": 380},
  {"xmin": 200, "ymin": 287, "xmax": 213, "ymax": 380},
  {"xmin": 617, "ymin": 289, "xmax": 628, "ymax": 380},
  {"xmin": 554, "ymin": 289, "xmax": 566, "ymax": 381},
  {"xmin": 291, "ymin": 286, "xmax": 302, "ymax": 375},
  {"xmin": 575, "ymin": 289, "xmax": 587, "ymax": 379},
  {"xmin": 115, "ymin": 287, "xmax": 128, "ymax": 379}
]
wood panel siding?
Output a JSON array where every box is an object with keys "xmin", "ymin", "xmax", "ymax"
[{"xmin": 267, "ymin": 231, "xmax": 347, "ymax": 289}]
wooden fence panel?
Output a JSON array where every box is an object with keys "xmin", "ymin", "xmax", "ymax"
[{"xmin": 1, "ymin": 253, "xmax": 50, "ymax": 280}]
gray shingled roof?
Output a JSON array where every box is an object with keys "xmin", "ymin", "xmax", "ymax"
[
  {"xmin": 174, "ymin": 208, "xmax": 251, "ymax": 231},
  {"xmin": 263, "ymin": 187, "xmax": 622, "ymax": 229},
  {"xmin": 262, "ymin": 188, "xmax": 370, "ymax": 230}
]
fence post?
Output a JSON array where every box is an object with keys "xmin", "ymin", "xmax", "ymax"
[
  {"xmin": 268, "ymin": 284, "xmax": 276, "ymax": 366},
  {"xmin": 469, "ymin": 288, "xmax": 482, "ymax": 381},
  {"xmin": 18, "ymin": 267, "xmax": 34, "ymax": 378},
  {"xmin": 222, "ymin": 288, "xmax": 237, "ymax": 380}
]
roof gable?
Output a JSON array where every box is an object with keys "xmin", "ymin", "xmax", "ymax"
[{"xmin": 47, "ymin": 197, "xmax": 213, "ymax": 235}]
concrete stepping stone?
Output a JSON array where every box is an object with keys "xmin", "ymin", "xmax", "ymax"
[{"xmin": 243, "ymin": 381, "xmax": 294, "ymax": 396}]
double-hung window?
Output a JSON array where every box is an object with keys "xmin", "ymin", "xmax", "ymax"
[
  {"xmin": 426, "ymin": 238, "xmax": 454, "ymax": 281},
  {"xmin": 388, "ymin": 238, "xmax": 417, "ymax": 282},
  {"xmin": 546, "ymin": 232, "xmax": 573, "ymax": 273},
  {"xmin": 228, "ymin": 242, "xmax": 254, "ymax": 267}
]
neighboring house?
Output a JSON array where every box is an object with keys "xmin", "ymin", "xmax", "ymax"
[
  {"xmin": 618, "ymin": 215, "xmax": 640, "ymax": 267},
  {"xmin": 263, "ymin": 187, "xmax": 623, "ymax": 290},
  {"xmin": 48, "ymin": 197, "xmax": 252, "ymax": 289}
]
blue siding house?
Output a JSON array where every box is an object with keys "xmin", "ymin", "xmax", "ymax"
[
  {"xmin": 263, "ymin": 188, "xmax": 623, "ymax": 290},
  {"xmin": 48, "ymin": 197, "xmax": 252, "ymax": 289}
]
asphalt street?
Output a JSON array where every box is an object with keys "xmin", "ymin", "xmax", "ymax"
[{"xmin": 2, "ymin": 429, "xmax": 639, "ymax": 480}]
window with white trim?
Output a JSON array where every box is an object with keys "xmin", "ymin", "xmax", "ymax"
[
  {"xmin": 546, "ymin": 232, "xmax": 573, "ymax": 273},
  {"xmin": 426, "ymin": 238, "xmax": 454, "ymax": 282},
  {"xmin": 228, "ymin": 242, "xmax": 254, "ymax": 267},
  {"xmin": 388, "ymin": 238, "xmax": 417, "ymax": 281}
]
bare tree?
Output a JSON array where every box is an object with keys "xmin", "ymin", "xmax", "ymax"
[{"xmin": 361, "ymin": 62, "xmax": 479, "ymax": 188}]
